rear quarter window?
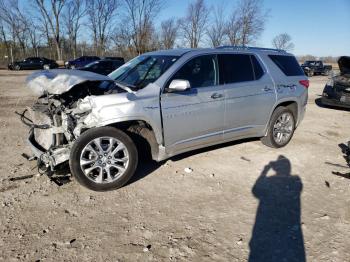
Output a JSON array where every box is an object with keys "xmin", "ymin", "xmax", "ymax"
[{"xmin": 269, "ymin": 55, "xmax": 304, "ymax": 76}]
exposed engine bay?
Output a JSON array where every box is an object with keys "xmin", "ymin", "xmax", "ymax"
[{"xmin": 20, "ymin": 70, "xmax": 126, "ymax": 171}]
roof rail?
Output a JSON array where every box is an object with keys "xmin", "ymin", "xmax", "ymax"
[{"xmin": 216, "ymin": 46, "xmax": 286, "ymax": 53}]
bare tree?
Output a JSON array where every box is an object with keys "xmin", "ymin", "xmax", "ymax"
[
  {"xmin": 33, "ymin": 0, "xmax": 67, "ymax": 60},
  {"xmin": 123, "ymin": 0, "xmax": 163, "ymax": 55},
  {"xmin": 207, "ymin": 4, "xmax": 226, "ymax": 47},
  {"xmin": 225, "ymin": 10, "xmax": 241, "ymax": 45},
  {"xmin": 272, "ymin": 33, "xmax": 294, "ymax": 51},
  {"xmin": 159, "ymin": 18, "xmax": 177, "ymax": 49},
  {"xmin": 86, "ymin": 0, "xmax": 118, "ymax": 56},
  {"xmin": 179, "ymin": 0, "xmax": 210, "ymax": 48},
  {"xmin": 0, "ymin": 0, "xmax": 30, "ymax": 58},
  {"xmin": 25, "ymin": 18, "xmax": 41, "ymax": 57},
  {"xmin": 63, "ymin": 0, "xmax": 85, "ymax": 58},
  {"xmin": 238, "ymin": 0, "xmax": 268, "ymax": 46}
]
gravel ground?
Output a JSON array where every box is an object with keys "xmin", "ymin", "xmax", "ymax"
[{"xmin": 0, "ymin": 70, "xmax": 349, "ymax": 262}]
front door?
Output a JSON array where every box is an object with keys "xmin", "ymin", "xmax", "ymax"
[{"xmin": 161, "ymin": 55, "xmax": 225, "ymax": 153}]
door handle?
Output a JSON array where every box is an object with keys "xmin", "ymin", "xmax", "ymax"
[
  {"xmin": 210, "ymin": 93, "xmax": 223, "ymax": 99},
  {"xmin": 263, "ymin": 86, "xmax": 273, "ymax": 92}
]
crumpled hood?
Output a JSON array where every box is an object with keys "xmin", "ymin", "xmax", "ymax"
[
  {"xmin": 26, "ymin": 69, "xmax": 113, "ymax": 96},
  {"xmin": 338, "ymin": 56, "xmax": 350, "ymax": 75}
]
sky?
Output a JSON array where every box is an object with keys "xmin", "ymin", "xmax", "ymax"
[{"xmin": 158, "ymin": 0, "xmax": 350, "ymax": 57}]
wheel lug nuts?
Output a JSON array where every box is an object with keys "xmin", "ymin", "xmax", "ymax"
[
  {"xmin": 104, "ymin": 153, "xmax": 107, "ymax": 156},
  {"xmin": 108, "ymin": 156, "xmax": 111, "ymax": 159},
  {"xmin": 107, "ymin": 161, "xmax": 111, "ymax": 164}
]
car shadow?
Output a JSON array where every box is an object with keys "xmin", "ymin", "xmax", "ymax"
[
  {"xmin": 126, "ymin": 137, "xmax": 259, "ymax": 186},
  {"xmin": 315, "ymin": 98, "xmax": 350, "ymax": 112},
  {"xmin": 248, "ymin": 155, "xmax": 305, "ymax": 262}
]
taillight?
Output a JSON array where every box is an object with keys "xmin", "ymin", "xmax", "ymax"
[{"xmin": 299, "ymin": 80, "xmax": 309, "ymax": 88}]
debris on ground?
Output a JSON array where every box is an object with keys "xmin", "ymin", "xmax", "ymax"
[{"xmin": 184, "ymin": 167, "xmax": 193, "ymax": 173}]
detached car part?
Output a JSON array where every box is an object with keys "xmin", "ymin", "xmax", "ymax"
[{"xmin": 322, "ymin": 56, "xmax": 350, "ymax": 109}]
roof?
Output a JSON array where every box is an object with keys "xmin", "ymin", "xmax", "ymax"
[
  {"xmin": 146, "ymin": 48, "xmax": 194, "ymax": 56},
  {"xmin": 145, "ymin": 46, "xmax": 293, "ymax": 57}
]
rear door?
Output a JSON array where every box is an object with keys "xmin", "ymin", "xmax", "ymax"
[
  {"xmin": 218, "ymin": 53, "xmax": 276, "ymax": 139},
  {"xmin": 161, "ymin": 55, "xmax": 225, "ymax": 153}
]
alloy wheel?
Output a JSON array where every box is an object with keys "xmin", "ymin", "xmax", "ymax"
[
  {"xmin": 79, "ymin": 137, "xmax": 129, "ymax": 184},
  {"xmin": 272, "ymin": 112, "xmax": 294, "ymax": 145}
]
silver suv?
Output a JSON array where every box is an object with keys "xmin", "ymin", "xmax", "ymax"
[{"xmin": 21, "ymin": 47, "xmax": 308, "ymax": 191}]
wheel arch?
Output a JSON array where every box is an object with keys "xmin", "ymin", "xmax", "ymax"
[
  {"xmin": 104, "ymin": 120, "xmax": 160, "ymax": 161},
  {"xmin": 264, "ymin": 100, "xmax": 299, "ymax": 136}
]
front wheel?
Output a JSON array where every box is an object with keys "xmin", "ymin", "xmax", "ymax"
[
  {"xmin": 43, "ymin": 64, "xmax": 50, "ymax": 70},
  {"xmin": 261, "ymin": 107, "xmax": 295, "ymax": 148},
  {"xmin": 69, "ymin": 127, "xmax": 138, "ymax": 191},
  {"xmin": 14, "ymin": 65, "xmax": 21, "ymax": 71},
  {"xmin": 307, "ymin": 70, "xmax": 314, "ymax": 77}
]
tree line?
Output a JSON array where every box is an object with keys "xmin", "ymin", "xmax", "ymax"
[
  {"xmin": 5, "ymin": 0, "xmax": 335, "ymax": 67},
  {"xmin": 0, "ymin": 0, "xmax": 273, "ymax": 64}
]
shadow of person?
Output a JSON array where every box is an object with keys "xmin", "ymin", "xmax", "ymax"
[{"xmin": 249, "ymin": 155, "xmax": 305, "ymax": 262}]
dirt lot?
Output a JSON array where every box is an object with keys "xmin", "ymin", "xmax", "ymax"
[{"xmin": 0, "ymin": 70, "xmax": 349, "ymax": 262}]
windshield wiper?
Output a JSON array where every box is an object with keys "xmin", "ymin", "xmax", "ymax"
[{"xmin": 114, "ymin": 80, "xmax": 136, "ymax": 94}]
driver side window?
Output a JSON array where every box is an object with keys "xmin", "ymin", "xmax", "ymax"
[{"xmin": 172, "ymin": 55, "xmax": 217, "ymax": 88}]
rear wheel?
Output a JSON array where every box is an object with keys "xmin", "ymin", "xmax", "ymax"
[
  {"xmin": 43, "ymin": 64, "xmax": 50, "ymax": 70},
  {"xmin": 261, "ymin": 107, "xmax": 295, "ymax": 148},
  {"xmin": 69, "ymin": 127, "xmax": 138, "ymax": 191}
]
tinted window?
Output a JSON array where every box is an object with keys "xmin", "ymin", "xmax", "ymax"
[
  {"xmin": 172, "ymin": 55, "xmax": 217, "ymax": 88},
  {"xmin": 251, "ymin": 55, "xmax": 264, "ymax": 80},
  {"xmin": 219, "ymin": 54, "xmax": 255, "ymax": 84},
  {"xmin": 269, "ymin": 55, "xmax": 304, "ymax": 76}
]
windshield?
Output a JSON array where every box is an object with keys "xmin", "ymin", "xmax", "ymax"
[
  {"xmin": 304, "ymin": 61, "xmax": 316, "ymax": 66},
  {"xmin": 108, "ymin": 55, "xmax": 179, "ymax": 90}
]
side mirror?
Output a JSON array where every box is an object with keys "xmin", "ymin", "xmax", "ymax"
[{"xmin": 168, "ymin": 79, "xmax": 191, "ymax": 92}]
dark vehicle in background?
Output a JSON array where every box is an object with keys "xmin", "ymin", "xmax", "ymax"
[
  {"xmin": 301, "ymin": 60, "xmax": 332, "ymax": 76},
  {"xmin": 78, "ymin": 59, "xmax": 124, "ymax": 75},
  {"xmin": 321, "ymin": 56, "xmax": 350, "ymax": 109},
  {"xmin": 65, "ymin": 56, "xmax": 100, "ymax": 69},
  {"xmin": 8, "ymin": 57, "xmax": 59, "ymax": 70}
]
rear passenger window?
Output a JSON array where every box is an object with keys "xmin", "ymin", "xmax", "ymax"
[
  {"xmin": 251, "ymin": 55, "xmax": 264, "ymax": 80},
  {"xmin": 269, "ymin": 55, "xmax": 304, "ymax": 76},
  {"xmin": 218, "ymin": 54, "xmax": 255, "ymax": 84}
]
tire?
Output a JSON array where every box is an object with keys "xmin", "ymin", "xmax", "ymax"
[
  {"xmin": 323, "ymin": 70, "xmax": 329, "ymax": 76},
  {"xmin": 261, "ymin": 106, "xmax": 296, "ymax": 148},
  {"xmin": 43, "ymin": 64, "xmax": 50, "ymax": 70},
  {"xmin": 70, "ymin": 65, "xmax": 76, "ymax": 69},
  {"xmin": 69, "ymin": 127, "xmax": 138, "ymax": 191},
  {"xmin": 307, "ymin": 70, "xmax": 314, "ymax": 77},
  {"xmin": 14, "ymin": 65, "xmax": 21, "ymax": 71}
]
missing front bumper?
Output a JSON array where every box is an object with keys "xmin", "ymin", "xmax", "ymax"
[{"xmin": 27, "ymin": 129, "xmax": 70, "ymax": 170}]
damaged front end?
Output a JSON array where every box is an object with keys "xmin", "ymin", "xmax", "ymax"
[
  {"xmin": 322, "ymin": 56, "xmax": 350, "ymax": 109},
  {"xmin": 19, "ymin": 69, "xmax": 123, "ymax": 171}
]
